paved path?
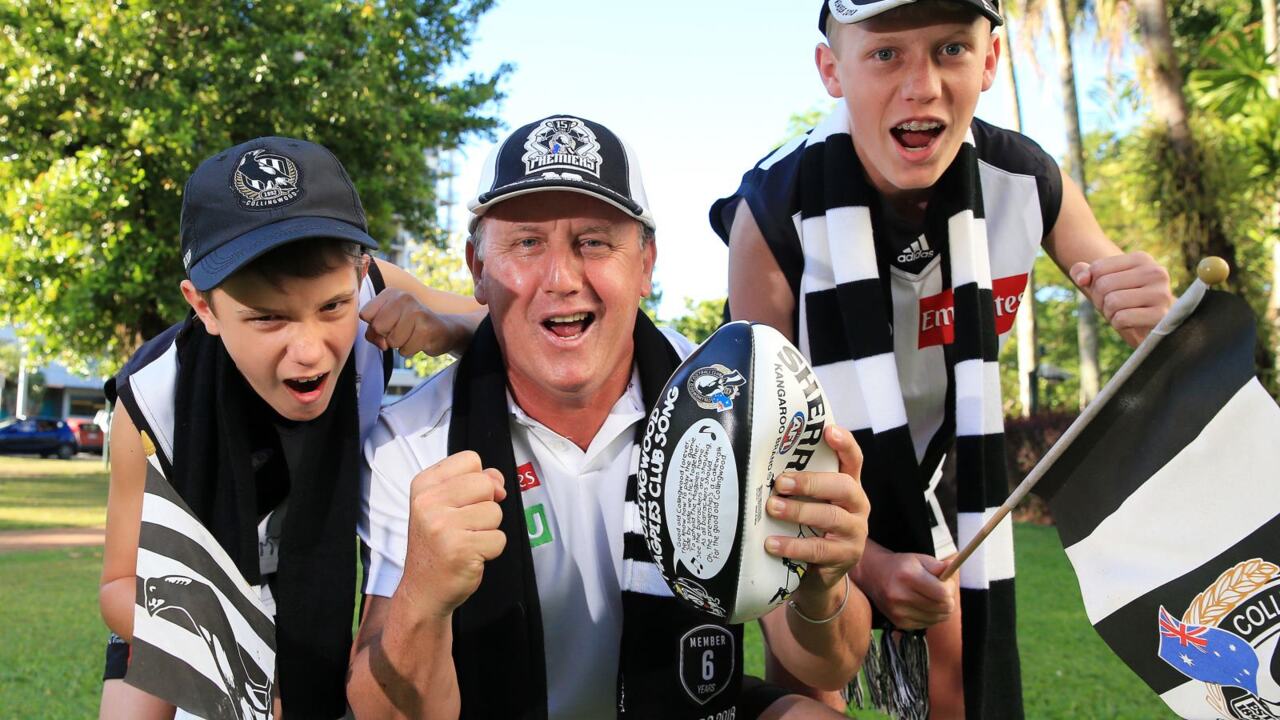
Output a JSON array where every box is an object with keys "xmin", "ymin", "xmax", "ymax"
[{"xmin": 0, "ymin": 527, "xmax": 105, "ymax": 554}]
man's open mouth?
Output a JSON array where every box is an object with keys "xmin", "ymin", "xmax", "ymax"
[
  {"xmin": 543, "ymin": 312, "xmax": 595, "ymax": 340},
  {"xmin": 890, "ymin": 120, "xmax": 945, "ymax": 151},
  {"xmin": 283, "ymin": 372, "xmax": 328, "ymax": 395}
]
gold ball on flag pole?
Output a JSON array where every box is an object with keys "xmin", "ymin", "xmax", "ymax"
[{"xmin": 1196, "ymin": 257, "xmax": 1230, "ymax": 286}]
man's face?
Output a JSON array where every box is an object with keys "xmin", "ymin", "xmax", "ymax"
[
  {"xmin": 817, "ymin": 5, "xmax": 998, "ymax": 198},
  {"xmin": 468, "ymin": 192, "xmax": 656, "ymax": 405},
  {"xmin": 183, "ymin": 261, "xmax": 362, "ymax": 421}
]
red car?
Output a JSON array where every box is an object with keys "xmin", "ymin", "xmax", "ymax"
[{"xmin": 65, "ymin": 417, "xmax": 105, "ymax": 453}]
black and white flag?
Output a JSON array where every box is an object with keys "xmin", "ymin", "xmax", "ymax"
[
  {"xmin": 1032, "ymin": 280, "xmax": 1280, "ymax": 720},
  {"xmin": 124, "ymin": 459, "xmax": 276, "ymax": 720}
]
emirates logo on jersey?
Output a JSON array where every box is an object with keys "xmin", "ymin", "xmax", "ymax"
[{"xmin": 918, "ymin": 274, "xmax": 1028, "ymax": 349}]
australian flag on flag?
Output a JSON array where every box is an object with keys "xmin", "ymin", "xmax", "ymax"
[{"xmin": 1157, "ymin": 607, "xmax": 1259, "ymax": 697}]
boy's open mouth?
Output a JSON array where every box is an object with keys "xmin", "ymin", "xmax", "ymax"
[
  {"xmin": 891, "ymin": 120, "xmax": 945, "ymax": 151},
  {"xmin": 284, "ymin": 372, "xmax": 328, "ymax": 395},
  {"xmin": 543, "ymin": 312, "xmax": 595, "ymax": 340}
]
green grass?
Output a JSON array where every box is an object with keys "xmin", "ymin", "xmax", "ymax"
[
  {"xmin": 0, "ymin": 547, "xmax": 107, "ymax": 719},
  {"xmin": 0, "ymin": 456, "xmax": 109, "ymax": 530},
  {"xmin": 0, "ymin": 462, "xmax": 1179, "ymax": 719}
]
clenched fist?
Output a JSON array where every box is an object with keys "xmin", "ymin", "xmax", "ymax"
[
  {"xmin": 1070, "ymin": 251, "xmax": 1174, "ymax": 348},
  {"xmin": 398, "ymin": 451, "xmax": 508, "ymax": 619},
  {"xmin": 361, "ymin": 288, "xmax": 470, "ymax": 358}
]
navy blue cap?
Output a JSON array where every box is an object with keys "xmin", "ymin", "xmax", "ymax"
[{"xmin": 180, "ymin": 137, "xmax": 378, "ymax": 291}]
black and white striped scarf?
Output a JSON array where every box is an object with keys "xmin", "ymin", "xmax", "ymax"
[
  {"xmin": 446, "ymin": 312, "xmax": 747, "ymax": 719},
  {"xmin": 795, "ymin": 106, "xmax": 1021, "ymax": 719}
]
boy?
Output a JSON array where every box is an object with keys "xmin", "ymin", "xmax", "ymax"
[
  {"xmin": 99, "ymin": 136, "xmax": 483, "ymax": 718},
  {"xmin": 710, "ymin": 2, "xmax": 1173, "ymax": 717}
]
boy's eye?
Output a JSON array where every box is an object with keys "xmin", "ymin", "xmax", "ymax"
[
  {"xmin": 873, "ymin": 49, "xmax": 896, "ymax": 62},
  {"xmin": 321, "ymin": 300, "xmax": 349, "ymax": 313},
  {"xmin": 250, "ymin": 315, "xmax": 281, "ymax": 324},
  {"xmin": 942, "ymin": 43, "xmax": 965, "ymax": 57}
]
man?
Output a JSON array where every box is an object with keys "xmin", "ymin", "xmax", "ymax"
[
  {"xmin": 710, "ymin": 2, "xmax": 1174, "ymax": 717},
  {"xmin": 99, "ymin": 136, "xmax": 483, "ymax": 718},
  {"xmin": 351, "ymin": 114, "xmax": 872, "ymax": 719}
]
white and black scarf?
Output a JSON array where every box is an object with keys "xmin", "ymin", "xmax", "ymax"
[
  {"xmin": 794, "ymin": 106, "xmax": 1022, "ymax": 719},
  {"xmin": 447, "ymin": 312, "xmax": 794, "ymax": 719}
]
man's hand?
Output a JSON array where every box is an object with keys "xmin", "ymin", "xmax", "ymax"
[
  {"xmin": 851, "ymin": 543, "xmax": 956, "ymax": 630},
  {"xmin": 398, "ymin": 451, "xmax": 507, "ymax": 619},
  {"xmin": 361, "ymin": 288, "xmax": 469, "ymax": 358},
  {"xmin": 765, "ymin": 425, "xmax": 869, "ymax": 614},
  {"xmin": 1070, "ymin": 251, "xmax": 1173, "ymax": 348}
]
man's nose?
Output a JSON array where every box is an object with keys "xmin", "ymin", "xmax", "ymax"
[{"xmin": 543, "ymin": 242, "xmax": 584, "ymax": 294}]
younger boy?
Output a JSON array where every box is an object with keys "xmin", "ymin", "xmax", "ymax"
[
  {"xmin": 99, "ymin": 136, "xmax": 482, "ymax": 718},
  {"xmin": 711, "ymin": 2, "xmax": 1173, "ymax": 717}
]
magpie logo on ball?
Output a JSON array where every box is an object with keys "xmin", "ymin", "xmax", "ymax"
[
  {"xmin": 232, "ymin": 149, "xmax": 302, "ymax": 209},
  {"xmin": 687, "ymin": 364, "xmax": 746, "ymax": 412}
]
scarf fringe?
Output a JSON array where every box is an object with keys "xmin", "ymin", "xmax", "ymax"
[{"xmin": 849, "ymin": 629, "xmax": 930, "ymax": 720}]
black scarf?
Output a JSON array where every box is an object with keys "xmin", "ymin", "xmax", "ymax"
[
  {"xmin": 171, "ymin": 317, "xmax": 359, "ymax": 718},
  {"xmin": 446, "ymin": 311, "xmax": 747, "ymax": 719},
  {"xmin": 793, "ymin": 106, "xmax": 1021, "ymax": 719}
]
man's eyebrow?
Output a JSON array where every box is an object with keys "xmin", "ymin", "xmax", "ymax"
[{"xmin": 576, "ymin": 224, "xmax": 616, "ymax": 235}]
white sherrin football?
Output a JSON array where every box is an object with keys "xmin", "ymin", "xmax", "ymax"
[{"xmin": 637, "ymin": 321, "xmax": 838, "ymax": 623}]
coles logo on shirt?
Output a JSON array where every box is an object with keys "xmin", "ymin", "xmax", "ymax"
[
  {"xmin": 918, "ymin": 274, "xmax": 1029, "ymax": 349},
  {"xmin": 516, "ymin": 462, "xmax": 541, "ymax": 492}
]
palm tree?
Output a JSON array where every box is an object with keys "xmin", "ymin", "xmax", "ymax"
[
  {"xmin": 1045, "ymin": 0, "xmax": 1102, "ymax": 407},
  {"xmin": 996, "ymin": 18, "xmax": 1041, "ymax": 416}
]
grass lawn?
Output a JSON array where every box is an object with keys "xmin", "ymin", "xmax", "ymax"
[
  {"xmin": 0, "ymin": 517, "xmax": 1179, "ymax": 717},
  {"xmin": 0, "ymin": 455, "xmax": 109, "ymax": 530}
]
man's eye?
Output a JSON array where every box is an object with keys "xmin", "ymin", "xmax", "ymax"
[
  {"xmin": 518, "ymin": 237, "xmax": 539, "ymax": 249},
  {"xmin": 874, "ymin": 49, "xmax": 895, "ymax": 62}
]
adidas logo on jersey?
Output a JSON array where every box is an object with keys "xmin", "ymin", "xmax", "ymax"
[
  {"xmin": 896, "ymin": 235, "xmax": 936, "ymax": 263},
  {"xmin": 897, "ymin": 236, "xmax": 936, "ymax": 264}
]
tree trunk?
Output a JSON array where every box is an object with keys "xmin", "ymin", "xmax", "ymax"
[
  {"xmin": 1131, "ymin": 0, "xmax": 1239, "ymax": 284},
  {"xmin": 1000, "ymin": 20, "xmax": 1040, "ymax": 417},
  {"xmin": 1263, "ymin": 0, "xmax": 1280, "ymax": 392},
  {"xmin": 1047, "ymin": 0, "xmax": 1101, "ymax": 407}
]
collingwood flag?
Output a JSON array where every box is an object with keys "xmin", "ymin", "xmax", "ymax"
[
  {"xmin": 1032, "ymin": 267, "xmax": 1280, "ymax": 719},
  {"xmin": 125, "ymin": 459, "xmax": 275, "ymax": 720}
]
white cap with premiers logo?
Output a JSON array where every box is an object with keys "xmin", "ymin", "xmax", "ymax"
[{"xmin": 467, "ymin": 114, "xmax": 656, "ymax": 233}]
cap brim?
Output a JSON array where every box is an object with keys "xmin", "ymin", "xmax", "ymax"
[
  {"xmin": 188, "ymin": 216, "xmax": 378, "ymax": 291},
  {"xmin": 468, "ymin": 178, "xmax": 655, "ymax": 233},
  {"xmin": 821, "ymin": 0, "xmax": 1002, "ymax": 28}
]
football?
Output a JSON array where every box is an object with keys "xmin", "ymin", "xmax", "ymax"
[{"xmin": 637, "ymin": 321, "xmax": 838, "ymax": 623}]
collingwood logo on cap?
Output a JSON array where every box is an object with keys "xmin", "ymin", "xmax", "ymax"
[
  {"xmin": 829, "ymin": 0, "xmax": 861, "ymax": 20},
  {"xmin": 521, "ymin": 117, "xmax": 603, "ymax": 177},
  {"xmin": 232, "ymin": 149, "xmax": 302, "ymax": 209}
]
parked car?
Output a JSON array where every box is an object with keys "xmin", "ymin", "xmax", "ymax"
[
  {"xmin": 65, "ymin": 417, "xmax": 105, "ymax": 453},
  {"xmin": 0, "ymin": 417, "xmax": 78, "ymax": 459}
]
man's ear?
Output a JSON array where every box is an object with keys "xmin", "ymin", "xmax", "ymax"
[
  {"xmin": 981, "ymin": 27, "xmax": 1001, "ymax": 92},
  {"xmin": 815, "ymin": 42, "xmax": 844, "ymax": 99},
  {"xmin": 180, "ymin": 280, "xmax": 221, "ymax": 336},
  {"xmin": 640, "ymin": 232, "xmax": 657, "ymax": 299},
  {"xmin": 465, "ymin": 239, "xmax": 488, "ymax": 306}
]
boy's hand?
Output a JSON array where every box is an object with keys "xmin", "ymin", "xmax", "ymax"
[
  {"xmin": 361, "ymin": 289, "xmax": 466, "ymax": 358},
  {"xmin": 398, "ymin": 451, "xmax": 507, "ymax": 620},
  {"xmin": 765, "ymin": 425, "xmax": 869, "ymax": 610},
  {"xmin": 851, "ymin": 543, "xmax": 956, "ymax": 630},
  {"xmin": 1070, "ymin": 251, "xmax": 1173, "ymax": 348}
]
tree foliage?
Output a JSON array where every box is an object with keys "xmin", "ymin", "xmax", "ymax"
[
  {"xmin": 0, "ymin": 0, "xmax": 505, "ymax": 373},
  {"xmin": 670, "ymin": 297, "xmax": 725, "ymax": 345}
]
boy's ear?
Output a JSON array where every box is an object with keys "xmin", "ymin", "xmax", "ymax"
[
  {"xmin": 815, "ymin": 43, "xmax": 845, "ymax": 98},
  {"xmin": 358, "ymin": 253, "xmax": 372, "ymax": 285},
  {"xmin": 180, "ymin": 279, "xmax": 221, "ymax": 336},
  {"xmin": 981, "ymin": 27, "xmax": 1002, "ymax": 92}
]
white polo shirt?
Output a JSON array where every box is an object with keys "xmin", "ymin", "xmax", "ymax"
[{"xmin": 360, "ymin": 329, "xmax": 693, "ymax": 720}]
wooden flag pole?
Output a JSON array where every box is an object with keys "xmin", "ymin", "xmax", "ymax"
[{"xmin": 939, "ymin": 257, "xmax": 1229, "ymax": 582}]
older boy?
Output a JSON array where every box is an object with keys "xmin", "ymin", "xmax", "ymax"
[
  {"xmin": 99, "ymin": 136, "xmax": 482, "ymax": 718},
  {"xmin": 711, "ymin": 2, "xmax": 1173, "ymax": 717}
]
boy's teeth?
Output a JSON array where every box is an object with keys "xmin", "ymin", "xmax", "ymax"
[
  {"xmin": 549, "ymin": 312, "xmax": 588, "ymax": 323},
  {"xmin": 896, "ymin": 120, "xmax": 942, "ymax": 131}
]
